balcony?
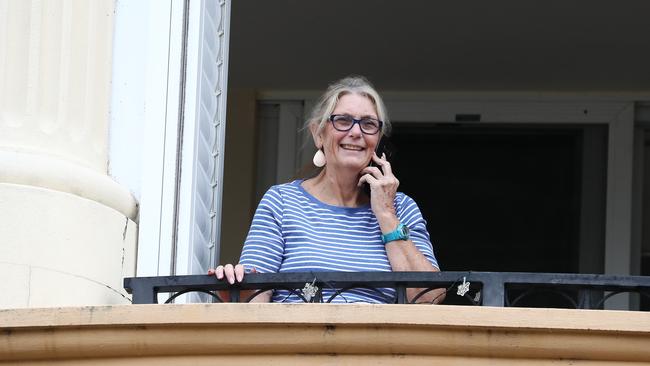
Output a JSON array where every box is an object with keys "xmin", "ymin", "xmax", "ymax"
[
  {"xmin": 123, "ymin": 271, "xmax": 650, "ymax": 309},
  {"xmin": 2, "ymin": 272, "xmax": 650, "ymax": 365}
]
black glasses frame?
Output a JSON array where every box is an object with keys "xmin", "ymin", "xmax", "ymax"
[{"xmin": 328, "ymin": 114, "xmax": 383, "ymax": 135}]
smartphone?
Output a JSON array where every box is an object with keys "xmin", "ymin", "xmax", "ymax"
[{"xmin": 363, "ymin": 137, "xmax": 392, "ymax": 195}]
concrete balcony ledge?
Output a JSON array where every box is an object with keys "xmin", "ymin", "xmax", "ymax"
[{"xmin": 1, "ymin": 304, "xmax": 650, "ymax": 365}]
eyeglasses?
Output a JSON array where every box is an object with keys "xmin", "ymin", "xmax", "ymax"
[{"xmin": 328, "ymin": 114, "xmax": 383, "ymax": 135}]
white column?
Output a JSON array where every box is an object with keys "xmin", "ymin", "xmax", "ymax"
[{"xmin": 0, "ymin": 0, "xmax": 137, "ymax": 308}]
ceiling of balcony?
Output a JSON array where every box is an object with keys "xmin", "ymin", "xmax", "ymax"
[{"xmin": 229, "ymin": 0, "xmax": 650, "ymax": 92}]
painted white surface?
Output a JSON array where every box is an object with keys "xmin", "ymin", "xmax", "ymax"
[
  {"xmin": 1, "ymin": 150, "xmax": 136, "ymax": 219},
  {"xmin": 0, "ymin": 0, "xmax": 139, "ymax": 308},
  {"xmin": 109, "ymin": 0, "xmax": 149, "ymax": 200},
  {"xmin": 110, "ymin": 0, "xmax": 186, "ymax": 277},
  {"xmin": 0, "ymin": 262, "xmax": 30, "ymax": 308},
  {"xmin": 0, "ymin": 184, "xmax": 137, "ymax": 308},
  {"xmin": 0, "ymin": 0, "xmax": 113, "ymax": 171},
  {"xmin": 174, "ymin": 0, "xmax": 201, "ymax": 278},
  {"xmin": 176, "ymin": 0, "xmax": 231, "ymax": 280},
  {"xmin": 136, "ymin": 0, "xmax": 185, "ymax": 277}
]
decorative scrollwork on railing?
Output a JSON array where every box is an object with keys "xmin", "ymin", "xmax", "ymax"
[
  {"xmin": 165, "ymin": 289, "xmax": 223, "ymax": 304},
  {"xmin": 324, "ymin": 285, "xmax": 395, "ymax": 304},
  {"xmin": 592, "ymin": 290, "xmax": 650, "ymax": 309},
  {"xmin": 506, "ymin": 287, "xmax": 580, "ymax": 309}
]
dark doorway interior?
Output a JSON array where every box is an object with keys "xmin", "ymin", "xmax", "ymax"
[{"xmin": 391, "ymin": 124, "xmax": 587, "ymax": 274}]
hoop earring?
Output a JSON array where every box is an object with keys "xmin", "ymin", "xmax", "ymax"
[{"xmin": 313, "ymin": 149, "xmax": 326, "ymax": 167}]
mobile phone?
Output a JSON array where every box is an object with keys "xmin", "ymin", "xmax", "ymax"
[
  {"xmin": 371, "ymin": 137, "xmax": 389, "ymax": 166},
  {"xmin": 362, "ymin": 137, "xmax": 392, "ymax": 195}
]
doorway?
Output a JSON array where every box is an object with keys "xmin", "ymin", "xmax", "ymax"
[{"xmin": 390, "ymin": 123, "xmax": 608, "ymax": 274}]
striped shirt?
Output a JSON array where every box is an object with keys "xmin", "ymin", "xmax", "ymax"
[{"xmin": 239, "ymin": 180, "xmax": 439, "ymax": 303}]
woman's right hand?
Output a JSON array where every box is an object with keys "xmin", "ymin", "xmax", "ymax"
[
  {"xmin": 208, "ymin": 264, "xmax": 270, "ymax": 302},
  {"xmin": 207, "ymin": 263, "xmax": 247, "ymax": 284}
]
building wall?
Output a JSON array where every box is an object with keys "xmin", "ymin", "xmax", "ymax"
[{"xmin": 0, "ymin": 0, "xmax": 137, "ymax": 308}]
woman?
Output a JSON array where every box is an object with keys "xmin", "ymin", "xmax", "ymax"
[{"xmin": 209, "ymin": 76, "xmax": 443, "ymax": 303}]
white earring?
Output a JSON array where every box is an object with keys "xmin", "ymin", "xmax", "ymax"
[{"xmin": 313, "ymin": 149, "xmax": 326, "ymax": 167}]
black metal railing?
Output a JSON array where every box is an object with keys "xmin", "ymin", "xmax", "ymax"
[{"xmin": 123, "ymin": 271, "xmax": 650, "ymax": 309}]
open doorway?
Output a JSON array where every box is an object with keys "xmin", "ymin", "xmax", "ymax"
[{"xmin": 390, "ymin": 123, "xmax": 608, "ymax": 274}]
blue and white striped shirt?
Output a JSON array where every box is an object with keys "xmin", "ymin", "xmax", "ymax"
[{"xmin": 240, "ymin": 180, "xmax": 439, "ymax": 303}]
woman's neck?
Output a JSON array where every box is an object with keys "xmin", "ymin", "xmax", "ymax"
[{"xmin": 304, "ymin": 168, "xmax": 368, "ymax": 207}]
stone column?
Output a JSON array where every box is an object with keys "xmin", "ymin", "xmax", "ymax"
[{"xmin": 0, "ymin": 0, "xmax": 137, "ymax": 307}]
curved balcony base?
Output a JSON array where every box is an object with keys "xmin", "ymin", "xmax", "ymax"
[{"xmin": 1, "ymin": 303, "xmax": 649, "ymax": 364}]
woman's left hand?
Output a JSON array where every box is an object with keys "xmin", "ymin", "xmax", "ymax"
[{"xmin": 358, "ymin": 152, "xmax": 399, "ymax": 223}]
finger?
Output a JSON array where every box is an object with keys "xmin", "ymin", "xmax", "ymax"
[
  {"xmin": 207, "ymin": 268, "xmax": 215, "ymax": 275},
  {"xmin": 234, "ymin": 264, "xmax": 245, "ymax": 282},
  {"xmin": 372, "ymin": 152, "xmax": 393, "ymax": 177},
  {"xmin": 360, "ymin": 166, "xmax": 383, "ymax": 179},
  {"xmin": 224, "ymin": 264, "xmax": 235, "ymax": 284},
  {"xmin": 358, "ymin": 173, "xmax": 379, "ymax": 187},
  {"xmin": 215, "ymin": 265, "xmax": 224, "ymax": 280}
]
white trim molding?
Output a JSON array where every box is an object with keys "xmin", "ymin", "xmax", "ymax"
[
  {"xmin": 175, "ymin": 0, "xmax": 231, "ymax": 279},
  {"xmin": 110, "ymin": 0, "xmax": 186, "ymax": 277}
]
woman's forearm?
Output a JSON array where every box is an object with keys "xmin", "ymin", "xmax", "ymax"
[
  {"xmin": 385, "ymin": 239, "xmax": 436, "ymax": 272},
  {"xmin": 385, "ymin": 239, "xmax": 445, "ymax": 304},
  {"xmin": 217, "ymin": 289, "xmax": 272, "ymax": 303}
]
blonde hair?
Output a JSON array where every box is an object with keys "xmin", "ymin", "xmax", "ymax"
[{"xmin": 306, "ymin": 75, "xmax": 391, "ymax": 137}]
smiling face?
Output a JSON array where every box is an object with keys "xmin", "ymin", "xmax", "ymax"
[{"xmin": 312, "ymin": 93, "xmax": 380, "ymax": 173}]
